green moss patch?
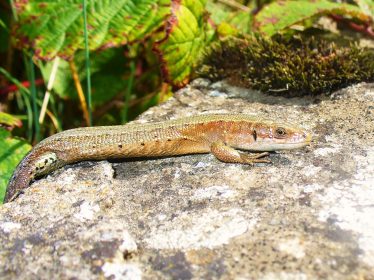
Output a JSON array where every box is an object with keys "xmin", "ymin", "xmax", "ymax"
[{"xmin": 198, "ymin": 37, "xmax": 374, "ymax": 96}]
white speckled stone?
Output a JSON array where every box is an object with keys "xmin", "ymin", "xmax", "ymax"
[{"xmin": 1, "ymin": 82, "xmax": 374, "ymax": 279}]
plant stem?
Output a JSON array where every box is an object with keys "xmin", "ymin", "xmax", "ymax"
[
  {"xmin": 8, "ymin": 0, "xmax": 18, "ymax": 21},
  {"xmin": 39, "ymin": 57, "xmax": 60, "ymax": 124},
  {"xmin": 69, "ymin": 60, "xmax": 90, "ymax": 126},
  {"xmin": 82, "ymin": 0, "xmax": 92, "ymax": 126},
  {"xmin": 28, "ymin": 51, "xmax": 40, "ymax": 143}
]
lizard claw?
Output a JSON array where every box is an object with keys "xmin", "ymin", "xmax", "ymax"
[{"xmin": 240, "ymin": 152, "xmax": 271, "ymax": 164}]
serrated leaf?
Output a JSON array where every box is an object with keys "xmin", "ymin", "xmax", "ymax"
[
  {"xmin": 13, "ymin": 0, "xmax": 170, "ymax": 60},
  {"xmin": 0, "ymin": 129, "xmax": 31, "ymax": 203},
  {"xmin": 254, "ymin": 0, "xmax": 372, "ymax": 36},
  {"xmin": 0, "ymin": 112, "xmax": 23, "ymax": 129},
  {"xmin": 154, "ymin": 0, "xmax": 208, "ymax": 86}
]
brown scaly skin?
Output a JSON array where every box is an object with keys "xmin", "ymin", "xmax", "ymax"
[{"xmin": 4, "ymin": 114, "xmax": 311, "ymax": 202}]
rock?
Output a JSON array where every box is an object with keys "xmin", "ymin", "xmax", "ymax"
[{"xmin": 0, "ymin": 81, "xmax": 373, "ymax": 279}]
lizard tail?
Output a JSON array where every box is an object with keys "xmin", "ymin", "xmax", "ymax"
[
  {"xmin": 4, "ymin": 151, "xmax": 36, "ymax": 203},
  {"xmin": 4, "ymin": 147, "xmax": 63, "ymax": 203}
]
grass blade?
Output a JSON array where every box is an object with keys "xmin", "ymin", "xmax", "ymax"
[
  {"xmin": 82, "ymin": 0, "xmax": 92, "ymax": 126},
  {"xmin": 121, "ymin": 61, "xmax": 135, "ymax": 123},
  {"xmin": 28, "ymin": 51, "xmax": 40, "ymax": 142}
]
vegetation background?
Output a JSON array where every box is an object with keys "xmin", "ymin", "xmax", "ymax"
[{"xmin": 0, "ymin": 0, "xmax": 373, "ymax": 203}]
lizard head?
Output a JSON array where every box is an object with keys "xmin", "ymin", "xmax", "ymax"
[{"xmin": 247, "ymin": 121, "xmax": 312, "ymax": 151}]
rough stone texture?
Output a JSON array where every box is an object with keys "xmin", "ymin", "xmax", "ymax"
[{"xmin": 1, "ymin": 80, "xmax": 374, "ymax": 279}]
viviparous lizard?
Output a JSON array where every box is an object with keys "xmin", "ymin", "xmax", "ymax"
[{"xmin": 4, "ymin": 113, "xmax": 311, "ymax": 202}]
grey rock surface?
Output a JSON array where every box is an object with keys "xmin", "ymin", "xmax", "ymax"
[{"xmin": 1, "ymin": 81, "xmax": 374, "ymax": 279}]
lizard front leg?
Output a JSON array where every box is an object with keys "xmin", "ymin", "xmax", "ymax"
[{"xmin": 210, "ymin": 141, "xmax": 270, "ymax": 164}]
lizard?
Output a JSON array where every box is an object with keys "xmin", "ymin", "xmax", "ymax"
[{"xmin": 4, "ymin": 113, "xmax": 311, "ymax": 203}]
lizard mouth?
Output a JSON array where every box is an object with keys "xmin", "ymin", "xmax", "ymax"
[
  {"xmin": 273, "ymin": 141, "xmax": 311, "ymax": 150},
  {"xmin": 277, "ymin": 133, "xmax": 312, "ymax": 150},
  {"xmin": 248, "ymin": 132, "xmax": 312, "ymax": 151},
  {"xmin": 275, "ymin": 133, "xmax": 312, "ymax": 150}
]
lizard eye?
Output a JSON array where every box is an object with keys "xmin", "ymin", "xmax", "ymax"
[{"xmin": 275, "ymin": 127, "xmax": 287, "ymax": 138}]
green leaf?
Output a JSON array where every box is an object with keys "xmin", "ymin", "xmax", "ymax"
[
  {"xmin": 0, "ymin": 112, "xmax": 23, "ymax": 129},
  {"xmin": 13, "ymin": 0, "xmax": 170, "ymax": 60},
  {"xmin": 154, "ymin": 0, "xmax": 208, "ymax": 86},
  {"xmin": 254, "ymin": 0, "xmax": 372, "ymax": 36},
  {"xmin": 0, "ymin": 129, "xmax": 31, "ymax": 203}
]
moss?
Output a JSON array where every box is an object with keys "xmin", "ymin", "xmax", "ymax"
[{"xmin": 197, "ymin": 36, "xmax": 374, "ymax": 96}]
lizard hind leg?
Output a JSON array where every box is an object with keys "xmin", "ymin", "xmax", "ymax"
[{"xmin": 210, "ymin": 141, "xmax": 270, "ymax": 165}]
